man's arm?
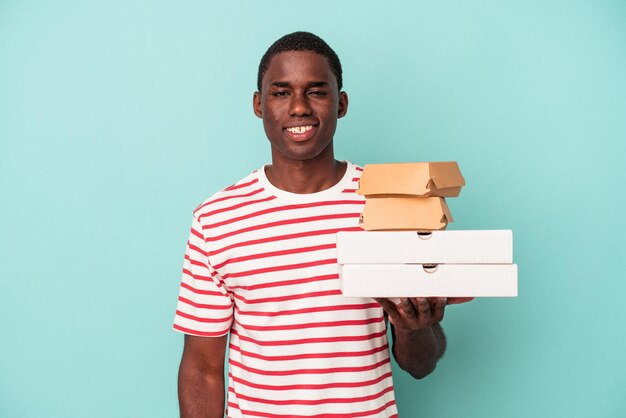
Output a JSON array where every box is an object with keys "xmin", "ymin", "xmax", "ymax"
[
  {"xmin": 375, "ymin": 297, "xmax": 448, "ymax": 379},
  {"xmin": 178, "ymin": 334, "xmax": 228, "ymax": 418}
]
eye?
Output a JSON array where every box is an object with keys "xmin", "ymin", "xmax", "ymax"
[
  {"xmin": 309, "ymin": 90, "xmax": 327, "ymax": 96},
  {"xmin": 272, "ymin": 90, "xmax": 289, "ymax": 97}
]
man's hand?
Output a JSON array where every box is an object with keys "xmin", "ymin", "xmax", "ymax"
[
  {"xmin": 374, "ymin": 297, "xmax": 473, "ymax": 379},
  {"xmin": 375, "ymin": 297, "xmax": 447, "ymax": 330}
]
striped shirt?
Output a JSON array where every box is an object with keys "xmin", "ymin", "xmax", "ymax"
[{"xmin": 173, "ymin": 162, "xmax": 398, "ymax": 417}]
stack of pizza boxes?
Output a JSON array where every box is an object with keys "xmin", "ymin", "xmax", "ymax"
[{"xmin": 338, "ymin": 162, "xmax": 518, "ymax": 298}]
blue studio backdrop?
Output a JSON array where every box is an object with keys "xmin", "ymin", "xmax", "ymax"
[{"xmin": 1, "ymin": 1, "xmax": 625, "ymax": 417}]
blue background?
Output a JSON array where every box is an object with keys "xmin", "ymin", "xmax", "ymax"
[{"xmin": 1, "ymin": 1, "xmax": 625, "ymax": 417}]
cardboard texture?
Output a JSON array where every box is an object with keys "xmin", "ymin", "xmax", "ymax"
[
  {"xmin": 337, "ymin": 230, "xmax": 513, "ymax": 264},
  {"xmin": 360, "ymin": 197, "xmax": 452, "ymax": 231},
  {"xmin": 340, "ymin": 264, "xmax": 518, "ymax": 297},
  {"xmin": 357, "ymin": 162, "xmax": 466, "ymax": 197}
]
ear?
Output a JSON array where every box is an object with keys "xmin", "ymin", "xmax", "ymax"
[
  {"xmin": 253, "ymin": 91, "xmax": 263, "ymax": 118},
  {"xmin": 337, "ymin": 91, "xmax": 348, "ymax": 119}
]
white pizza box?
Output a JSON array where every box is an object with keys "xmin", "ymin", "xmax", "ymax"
[
  {"xmin": 339, "ymin": 263, "xmax": 518, "ymax": 297},
  {"xmin": 337, "ymin": 230, "xmax": 513, "ymax": 264}
]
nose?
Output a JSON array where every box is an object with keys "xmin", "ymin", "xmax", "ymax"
[{"xmin": 288, "ymin": 92, "xmax": 312, "ymax": 117}]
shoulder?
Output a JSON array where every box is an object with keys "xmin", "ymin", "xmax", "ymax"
[
  {"xmin": 351, "ymin": 162, "xmax": 364, "ymax": 176},
  {"xmin": 192, "ymin": 170, "xmax": 263, "ymax": 220},
  {"xmin": 345, "ymin": 161, "xmax": 364, "ymax": 187}
]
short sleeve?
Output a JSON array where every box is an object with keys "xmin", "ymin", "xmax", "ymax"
[{"xmin": 173, "ymin": 214, "xmax": 234, "ymax": 336}]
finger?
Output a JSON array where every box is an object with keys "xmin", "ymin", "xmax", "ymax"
[
  {"xmin": 411, "ymin": 297, "xmax": 432, "ymax": 325},
  {"xmin": 432, "ymin": 297, "xmax": 447, "ymax": 323},
  {"xmin": 447, "ymin": 297, "xmax": 475, "ymax": 305},
  {"xmin": 398, "ymin": 298, "xmax": 418, "ymax": 318},
  {"xmin": 426, "ymin": 297, "xmax": 440, "ymax": 312},
  {"xmin": 373, "ymin": 298, "xmax": 402, "ymax": 325}
]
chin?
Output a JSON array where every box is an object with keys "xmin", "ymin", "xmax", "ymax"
[
  {"xmin": 272, "ymin": 140, "xmax": 331, "ymax": 162},
  {"xmin": 285, "ymin": 147, "xmax": 330, "ymax": 162}
]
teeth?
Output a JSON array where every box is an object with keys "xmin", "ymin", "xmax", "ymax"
[{"xmin": 286, "ymin": 125, "xmax": 314, "ymax": 134}]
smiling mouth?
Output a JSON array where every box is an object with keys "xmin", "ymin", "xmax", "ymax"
[{"xmin": 285, "ymin": 125, "xmax": 315, "ymax": 134}]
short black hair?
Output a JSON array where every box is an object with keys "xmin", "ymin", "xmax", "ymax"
[{"xmin": 257, "ymin": 31, "xmax": 343, "ymax": 92}]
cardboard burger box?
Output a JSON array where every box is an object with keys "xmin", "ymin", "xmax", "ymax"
[
  {"xmin": 357, "ymin": 162, "xmax": 465, "ymax": 231},
  {"xmin": 356, "ymin": 161, "xmax": 466, "ymax": 197},
  {"xmin": 337, "ymin": 230, "xmax": 518, "ymax": 297},
  {"xmin": 359, "ymin": 197, "xmax": 452, "ymax": 231}
]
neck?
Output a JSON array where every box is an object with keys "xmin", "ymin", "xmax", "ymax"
[{"xmin": 266, "ymin": 148, "xmax": 347, "ymax": 194}]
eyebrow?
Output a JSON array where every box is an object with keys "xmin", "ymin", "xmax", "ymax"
[{"xmin": 270, "ymin": 81, "xmax": 329, "ymax": 88}]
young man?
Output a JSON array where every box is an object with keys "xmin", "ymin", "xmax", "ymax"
[{"xmin": 174, "ymin": 32, "xmax": 455, "ymax": 418}]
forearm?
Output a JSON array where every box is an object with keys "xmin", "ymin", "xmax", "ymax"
[
  {"xmin": 178, "ymin": 357, "xmax": 225, "ymax": 418},
  {"xmin": 392, "ymin": 323, "xmax": 446, "ymax": 379}
]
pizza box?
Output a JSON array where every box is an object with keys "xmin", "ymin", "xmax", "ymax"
[
  {"xmin": 337, "ymin": 230, "xmax": 513, "ymax": 264},
  {"xmin": 339, "ymin": 263, "xmax": 518, "ymax": 297},
  {"xmin": 359, "ymin": 196, "xmax": 452, "ymax": 231},
  {"xmin": 357, "ymin": 162, "xmax": 465, "ymax": 197}
]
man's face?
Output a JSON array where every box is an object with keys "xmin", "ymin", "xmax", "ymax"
[{"xmin": 253, "ymin": 51, "xmax": 348, "ymax": 163}]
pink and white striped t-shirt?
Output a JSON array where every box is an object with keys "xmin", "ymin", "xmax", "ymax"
[{"xmin": 173, "ymin": 162, "xmax": 398, "ymax": 417}]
